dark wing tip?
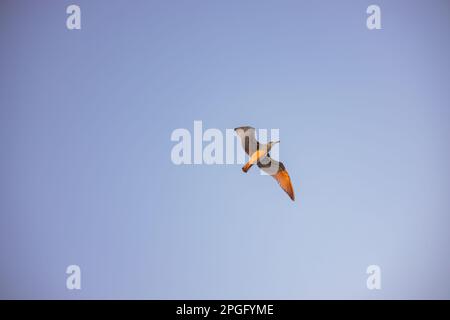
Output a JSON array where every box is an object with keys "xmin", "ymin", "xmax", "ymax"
[
  {"xmin": 234, "ymin": 126, "xmax": 255, "ymax": 132},
  {"xmin": 289, "ymin": 191, "xmax": 295, "ymax": 201}
]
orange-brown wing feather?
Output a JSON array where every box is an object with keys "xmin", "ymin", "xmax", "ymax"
[
  {"xmin": 273, "ymin": 167, "xmax": 295, "ymax": 201},
  {"xmin": 258, "ymin": 157, "xmax": 295, "ymax": 201}
]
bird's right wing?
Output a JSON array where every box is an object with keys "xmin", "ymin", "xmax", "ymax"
[
  {"xmin": 258, "ymin": 156, "xmax": 295, "ymax": 201},
  {"xmin": 234, "ymin": 126, "xmax": 259, "ymax": 156}
]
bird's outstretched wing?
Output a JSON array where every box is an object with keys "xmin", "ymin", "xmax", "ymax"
[
  {"xmin": 258, "ymin": 155, "xmax": 295, "ymax": 201},
  {"xmin": 234, "ymin": 126, "xmax": 259, "ymax": 156}
]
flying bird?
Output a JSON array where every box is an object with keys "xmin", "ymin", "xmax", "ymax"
[{"xmin": 234, "ymin": 126, "xmax": 295, "ymax": 201}]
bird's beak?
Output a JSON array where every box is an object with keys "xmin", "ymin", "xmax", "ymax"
[{"xmin": 274, "ymin": 140, "xmax": 280, "ymax": 145}]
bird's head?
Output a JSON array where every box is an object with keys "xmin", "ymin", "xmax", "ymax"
[{"xmin": 269, "ymin": 140, "xmax": 280, "ymax": 148}]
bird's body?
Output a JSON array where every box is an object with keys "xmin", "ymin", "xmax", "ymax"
[
  {"xmin": 241, "ymin": 142, "xmax": 274, "ymax": 173},
  {"xmin": 234, "ymin": 126, "xmax": 295, "ymax": 201}
]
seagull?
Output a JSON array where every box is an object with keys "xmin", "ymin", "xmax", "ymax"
[{"xmin": 234, "ymin": 126, "xmax": 295, "ymax": 201}]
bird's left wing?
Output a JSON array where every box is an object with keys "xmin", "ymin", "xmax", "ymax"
[
  {"xmin": 257, "ymin": 156, "xmax": 295, "ymax": 201},
  {"xmin": 234, "ymin": 126, "xmax": 259, "ymax": 156}
]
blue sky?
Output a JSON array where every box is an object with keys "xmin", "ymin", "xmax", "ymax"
[{"xmin": 0, "ymin": 0, "xmax": 449, "ymax": 299}]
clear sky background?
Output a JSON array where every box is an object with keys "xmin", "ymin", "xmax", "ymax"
[{"xmin": 0, "ymin": 0, "xmax": 449, "ymax": 299}]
